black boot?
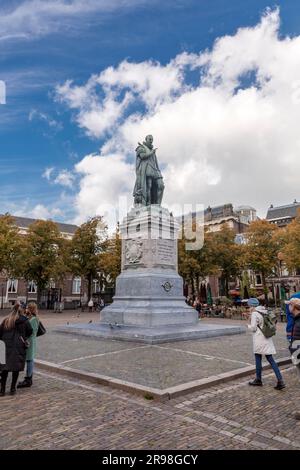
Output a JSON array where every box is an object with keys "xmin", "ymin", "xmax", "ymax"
[
  {"xmin": 274, "ymin": 380, "xmax": 286, "ymax": 390},
  {"xmin": 0, "ymin": 370, "xmax": 7, "ymax": 396},
  {"xmin": 249, "ymin": 378, "xmax": 263, "ymax": 386},
  {"xmin": 17, "ymin": 376, "xmax": 32, "ymax": 388}
]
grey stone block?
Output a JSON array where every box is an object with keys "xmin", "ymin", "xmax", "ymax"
[{"xmin": 56, "ymin": 322, "xmax": 246, "ymax": 344}]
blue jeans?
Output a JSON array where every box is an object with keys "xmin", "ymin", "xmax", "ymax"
[
  {"xmin": 26, "ymin": 360, "xmax": 34, "ymax": 377},
  {"xmin": 255, "ymin": 354, "xmax": 283, "ymax": 382}
]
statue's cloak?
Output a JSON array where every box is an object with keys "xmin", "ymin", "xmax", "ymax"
[{"xmin": 133, "ymin": 142, "xmax": 161, "ymax": 205}]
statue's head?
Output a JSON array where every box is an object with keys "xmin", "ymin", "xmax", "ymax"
[{"xmin": 145, "ymin": 135, "xmax": 153, "ymax": 147}]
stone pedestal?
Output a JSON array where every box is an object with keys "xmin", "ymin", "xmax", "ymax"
[
  {"xmin": 58, "ymin": 205, "xmax": 245, "ymax": 343},
  {"xmin": 100, "ymin": 205, "xmax": 198, "ymax": 328}
]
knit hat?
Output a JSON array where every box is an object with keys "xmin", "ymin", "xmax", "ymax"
[{"xmin": 247, "ymin": 298, "xmax": 260, "ymax": 307}]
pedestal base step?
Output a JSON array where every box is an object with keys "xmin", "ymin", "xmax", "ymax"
[{"xmin": 55, "ymin": 322, "xmax": 246, "ymax": 344}]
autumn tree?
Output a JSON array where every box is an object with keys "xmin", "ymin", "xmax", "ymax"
[
  {"xmin": 244, "ymin": 219, "xmax": 280, "ymax": 304},
  {"xmin": 22, "ymin": 220, "xmax": 67, "ymax": 306},
  {"xmin": 99, "ymin": 225, "xmax": 121, "ymax": 292},
  {"xmin": 209, "ymin": 224, "xmax": 243, "ymax": 297},
  {"xmin": 67, "ymin": 216, "xmax": 108, "ymax": 300},
  {"xmin": 0, "ymin": 214, "xmax": 23, "ymax": 279},
  {"xmin": 178, "ymin": 225, "xmax": 217, "ymax": 296},
  {"xmin": 277, "ymin": 210, "xmax": 300, "ymax": 272}
]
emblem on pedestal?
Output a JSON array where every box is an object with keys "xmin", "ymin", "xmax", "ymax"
[
  {"xmin": 125, "ymin": 239, "xmax": 143, "ymax": 264},
  {"xmin": 162, "ymin": 281, "xmax": 173, "ymax": 292}
]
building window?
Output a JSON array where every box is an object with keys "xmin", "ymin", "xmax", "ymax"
[
  {"xmin": 93, "ymin": 279, "xmax": 100, "ymax": 294},
  {"xmin": 255, "ymin": 274, "xmax": 262, "ymax": 285},
  {"xmin": 7, "ymin": 279, "xmax": 18, "ymax": 294},
  {"xmin": 28, "ymin": 281, "xmax": 37, "ymax": 294},
  {"xmin": 72, "ymin": 277, "xmax": 81, "ymax": 294},
  {"xmin": 49, "ymin": 280, "xmax": 56, "ymax": 289}
]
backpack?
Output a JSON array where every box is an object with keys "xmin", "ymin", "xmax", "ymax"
[{"xmin": 258, "ymin": 310, "xmax": 277, "ymax": 338}]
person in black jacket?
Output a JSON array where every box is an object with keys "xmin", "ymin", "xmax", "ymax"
[
  {"xmin": 0, "ymin": 302, "xmax": 33, "ymax": 396},
  {"xmin": 285, "ymin": 298, "xmax": 300, "ymax": 420}
]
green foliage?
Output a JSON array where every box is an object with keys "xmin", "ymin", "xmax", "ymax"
[
  {"xmin": 277, "ymin": 209, "xmax": 300, "ymax": 272},
  {"xmin": 99, "ymin": 225, "xmax": 121, "ymax": 290},
  {"xmin": 67, "ymin": 216, "xmax": 108, "ymax": 298},
  {"xmin": 178, "ymin": 223, "xmax": 243, "ymax": 296},
  {"xmin": 178, "ymin": 224, "xmax": 218, "ymax": 291},
  {"xmin": 0, "ymin": 214, "xmax": 24, "ymax": 278},
  {"xmin": 210, "ymin": 225, "xmax": 243, "ymax": 295},
  {"xmin": 245, "ymin": 220, "xmax": 279, "ymax": 275},
  {"xmin": 21, "ymin": 220, "xmax": 67, "ymax": 301},
  {"xmin": 244, "ymin": 219, "xmax": 280, "ymax": 303}
]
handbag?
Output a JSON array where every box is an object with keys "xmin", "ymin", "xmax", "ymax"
[{"xmin": 37, "ymin": 321, "xmax": 46, "ymax": 337}]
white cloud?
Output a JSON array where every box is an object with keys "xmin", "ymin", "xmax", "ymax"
[
  {"xmin": 0, "ymin": 0, "xmax": 153, "ymax": 41},
  {"xmin": 55, "ymin": 59, "xmax": 185, "ymax": 138},
  {"xmin": 74, "ymin": 153, "xmax": 133, "ymax": 226},
  {"xmin": 58, "ymin": 8, "xmax": 300, "ymax": 223},
  {"xmin": 42, "ymin": 167, "xmax": 54, "ymax": 181},
  {"xmin": 54, "ymin": 169, "xmax": 75, "ymax": 189},
  {"xmin": 29, "ymin": 109, "xmax": 63, "ymax": 130},
  {"xmin": 10, "ymin": 203, "xmax": 63, "ymax": 220},
  {"xmin": 30, "ymin": 204, "xmax": 63, "ymax": 219}
]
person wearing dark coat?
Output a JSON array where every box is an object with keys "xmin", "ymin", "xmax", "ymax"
[
  {"xmin": 0, "ymin": 303, "xmax": 33, "ymax": 396},
  {"xmin": 285, "ymin": 298, "xmax": 300, "ymax": 420}
]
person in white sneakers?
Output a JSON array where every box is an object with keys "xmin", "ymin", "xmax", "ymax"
[
  {"xmin": 247, "ymin": 297, "xmax": 285, "ymax": 390},
  {"xmin": 88, "ymin": 298, "xmax": 94, "ymax": 312}
]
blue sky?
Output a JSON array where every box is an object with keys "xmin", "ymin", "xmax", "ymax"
[{"xmin": 1, "ymin": 0, "xmax": 300, "ymax": 224}]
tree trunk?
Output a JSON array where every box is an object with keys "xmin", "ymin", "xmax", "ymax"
[
  {"xmin": 37, "ymin": 285, "xmax": 42, "ymax": 309},
  {"xmin": 195, "ymin": 275, "xmax": 200, "ymax": 296},
  {"xmin": 88, "ymin": 273, "xmax": 92, "ymax": 300},
  {"xmin": 225, "ymin": 275, "xmax": 229, "ymax": 297},
  {"xmin": 190, "ymin": 277, "xmax": 195, "ymax": 297},
  {"xmin": 262, "ymin": 273, "xmax": 269, "ymax": 306},
  {"xmin": 1, "ymin": 277, "xmax": 7, "ymax": 310}
]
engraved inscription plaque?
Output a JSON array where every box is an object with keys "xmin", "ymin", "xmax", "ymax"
[{"xmin": 156, "ymin": 239, "xmax": 175, "ymax": 266}]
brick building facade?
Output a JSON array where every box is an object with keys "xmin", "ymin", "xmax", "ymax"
[{"xmin": 0, "ymin": 216, "xmax": 91, "ymax": 309}]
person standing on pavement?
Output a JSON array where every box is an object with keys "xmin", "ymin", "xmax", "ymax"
[
  {"xmin": 285, "ymin": 298, "xmax": 300, "ymax": 420},
  {"xmin": 88, "ymin": 298, "xmax": 94, "ymax": 312},
  {"xmin": 0, "ymin": 303, "xmax": 33, "ymax": 396},
  {"xmin": 17, "ymin": 302, "xmax": 39, "ymax": 389},
  {"xmin": 247, "ymin": 298, "xmax": 285, "ymax": 390},
  {"xmin": 285, "ymin": 291, "xmax": 300, "ymax": 343}
]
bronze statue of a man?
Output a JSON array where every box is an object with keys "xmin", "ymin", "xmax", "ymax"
[{"xmin": 133, "ymin": 135, "xmax": 164, "ymax": 206}]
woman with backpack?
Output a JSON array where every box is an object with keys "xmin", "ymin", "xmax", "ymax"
[
  {"xmin": 247, "ymin": 297, "xmax": 285, "ymax": 390},
  {"xmin": 17, "ymin": 302, "xmax": 39, "ymax": 389},
  {"xmin": 0, "ymin": 302, "xmax": 33, "ymax": 396}
]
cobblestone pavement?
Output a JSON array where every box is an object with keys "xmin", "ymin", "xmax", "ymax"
[
  {"xmin": 34, "ymin": 315, "xmax": 289, "ymax": 389},
  {"xmin": 1, "ymin": 312, "xmax": 297, "ymax": 450},
  {"xmin": 0, "ymin": 365, "xmax": 299, "ymax": 450}
]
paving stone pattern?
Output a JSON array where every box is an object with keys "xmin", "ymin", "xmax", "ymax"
[
  {"xmin": 0, "ymin": 366, "xmax": 299, "ymax": 450},
  {"xmin": 36, "ymin": 323, "xmax": 289, "ymax": 389}
]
